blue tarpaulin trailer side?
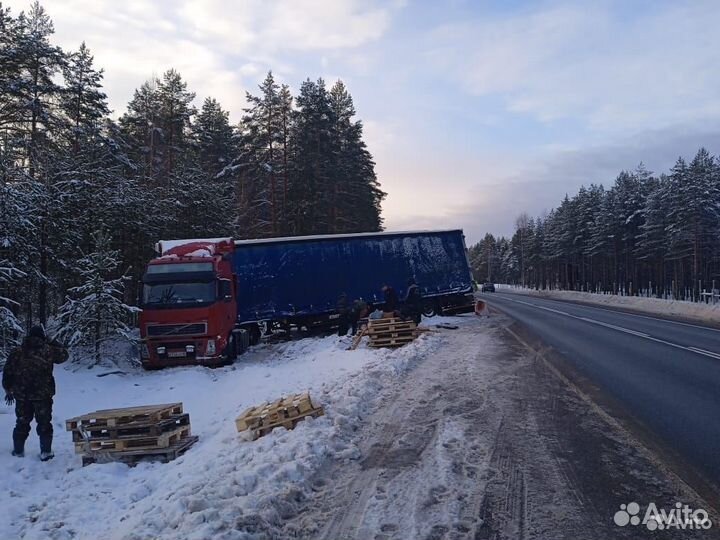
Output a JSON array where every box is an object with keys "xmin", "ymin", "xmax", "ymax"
[{"xmin": 231, "ymin": 229, "xmax": 474, "ymax": 325}]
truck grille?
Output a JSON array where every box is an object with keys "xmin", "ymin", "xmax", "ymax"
[{"xmin": 147, "ymin": 323, "xmax": 207, "ymax": 337}]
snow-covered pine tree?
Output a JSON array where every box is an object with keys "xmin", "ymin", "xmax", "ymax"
[
  {"xmin": 277, "ymin": 84, "xmax": 294, "ymax": 234},
  {"xmin": 2, "ymin": 2, "xmax": 66, "ymax": 324},
  {"xmin": 54, "ymin": 232, "xmax": 138, "ymax": 366},
  {"xmin": 119, "ymin": 79, "xmax": 163, "ymax": 182},
  {"xmin": 666, "ymin": 149, "xmax": 720, "ymax": 298},
  {"xmin": 328, "ymin": 80, "xmax": 385, "ymax": 233},
  {"xmin": 232, "ymin": 72, "xmax": 285, "ymax": 237},
  {"xmin": 575, "ymin": 184, "xmax": 604, "ymax": 288},
  {"xmin": 190, "ymin": 97, "xmax": 236, "ymax": 235},
  {"xmin": 0, "ymin": 261, "xmax": 24, "ymax": 363},
  {"xmin": 156, "ymin": 69, "xmax": 196, "ymax": 185},
  {"xmin": 636, "ymin": 175, "xmax": 671, "ymax": 296},
  {"xmin": 288, "ymin": 78, "xmax": 336, "ymax": 235},
  {"xmin": 194, "ymin": 97, "xmax": 236, "ymax": 177},
  {"xmin": 498, "ymin": 238, "xmax": 520, "ymax": 284}
]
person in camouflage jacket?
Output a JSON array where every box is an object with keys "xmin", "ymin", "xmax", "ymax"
[{"xmin": 2, "ymin": 326, "xmax": 68, "ymax": 460}]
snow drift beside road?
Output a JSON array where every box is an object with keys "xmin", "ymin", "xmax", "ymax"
[
  {"xmin": 498, "ymin": 285, "xmax": 720, "ymax": 324},
  {"xmin": 0, "ymin": 327, "xmax": 446, "ymax": 540}
]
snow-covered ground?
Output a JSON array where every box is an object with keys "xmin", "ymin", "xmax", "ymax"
[
  {"xmin": 0, "ymin": 328, "xmax": 445, "ymax": 540},
  {"xmin": 498, "ymin": 285, "xmax": 720, "ymax": 324}
]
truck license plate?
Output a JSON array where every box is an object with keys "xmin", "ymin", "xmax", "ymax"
[{"xmin": 168, "ymin": 351, "xmax": 186, "ymax": 358}]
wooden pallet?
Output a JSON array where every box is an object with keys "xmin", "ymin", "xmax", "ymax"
[
  {"xmin": 66, "ymin": 403, "xmax": 183, "ymax": 431},
  {"xmin": 75, "ymin": 425, "xmax": 192, "ymax": 453},
  {"xmin": 81, "ymin": 435, "xmax": 199, "ymax": 467},
  {"xmin": 236, "ymin": 392, "xmax": 324, "ymax": 440},
  {"xmin": 367, "ymin": 322, "xmax": 416, "ymax": 333},
  {"xmin": 70, "ymin": 413, "xmax": 190, "ymax": 443},
  {"xmin": 368, "ymin": 336, "xmax": 418, "ymax": 348},
  {"xmin": 367, "ymin": 317, "xmax": 419, "ymax": 348}
]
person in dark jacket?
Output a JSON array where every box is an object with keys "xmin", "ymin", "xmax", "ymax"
[
  {"xmin": 3, "ymin": 326, "xmax": 68, "ymax": 460},
  {"xmin": 382, "ymin": 285, "xmax": 399, "ymax": 314},
  {"xmin": 337, "ymin": 292, "xmax": 350, "ymax": 336},
  {"xmin": 349, "ymin": 299, "xmax": 370, "ymax": 335},
  {"xmin": 403, "ymin": 278, "xmax": 423, "ymax": 324}
]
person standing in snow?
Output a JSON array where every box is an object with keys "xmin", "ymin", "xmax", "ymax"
[
  {"xmin": 382, "ymin": 285, "xmax": 399, "ymax": 315},
  {"xmin": 349, "ymin": 299, "xmax": 370, "ymax": 335},
  {"xmin": 336, "ymin": 292, "xmax": 350, "ymax": 336},
  {"xmin": 3, "ymin": 326, "xmax": 68, "ymax": 461},
  {"xmin": 402, "ymin": 278, "xmax": 423, "ymax": 325}
]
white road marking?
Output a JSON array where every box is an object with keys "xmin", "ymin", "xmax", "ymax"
[
  {"xmin": 492, "ymin": 295, "xmax": 720, "ymax": 361},
  {"xmin": 578, "ymin": 317, "xmax": 650, "ymax": 338},
  {"xmin": 688, "ymin": 347, "xmax": 720, "ymax": 360},
  {"xmin": 496, "ymin": 292, "xmax": 720, "ymax": 334}
]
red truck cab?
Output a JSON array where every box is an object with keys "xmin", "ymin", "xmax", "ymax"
[{"xmin": 138, "ymin": 238, "xmax": 240, "ymax": 369}]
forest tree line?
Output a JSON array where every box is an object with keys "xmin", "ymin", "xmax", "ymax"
[
  {"xmin": 0, "ymin": 2, "xmax": 385, "ymax": 357},
  {"xmin": 469, "ymin": 149, "xmax": 720, "ymax": 301}
]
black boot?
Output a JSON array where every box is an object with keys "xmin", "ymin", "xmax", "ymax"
[
  {"xmin": 39, "ymin": 435, "xmax": 54, "ymax": 461},
  {"xmin": 12, "ymin": 437, "xmax": 25, "ymax": 458}
]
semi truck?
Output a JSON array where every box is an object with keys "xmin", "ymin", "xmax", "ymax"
[{"xmin": 138, "ymin": 230, "xmax": 475, "ymax": 369}]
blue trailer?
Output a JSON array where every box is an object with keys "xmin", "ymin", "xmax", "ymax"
[{"xmin": 232, "ymin": 229, "xmax": 475, "ymax": 333}]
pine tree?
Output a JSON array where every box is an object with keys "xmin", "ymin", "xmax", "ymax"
[
  {"xmin": 2, "ymin": 2, "xmax": 66, "ymax": 324},
  {"xmin": 194, "ymin": 97, "xmax": 235, "ymax": 177},
  {"xmin": 119, "ymin": 79, "xmax": 162, "ymax": 182},
  {"xmin": 53, "ymin": 232, "xmax": 138, "ymax": 366},
  {"xmin": 0, "ymin": 260, "xmax": 24, "ymax": 363},
  {"xmin": 636, "ymin": 175, "xmax": 670, "ymax": 295},
  {"xmin": 156, "ymin": 69, "xmax": 196, "ymax": 183},
  {"xmin": 233, "ymin": 71, "xmax": 285, "ymax": 236},
  {"xmin": 667, "ymin": 149, "xmax": 720, "ymax": 298},
  {"xmin": 328, "ymin": 80, "xmax": 385, "ymax": 232},
  {"xmin": 288, "ymin": 78, "xmax": 335, "ymax": 234}
]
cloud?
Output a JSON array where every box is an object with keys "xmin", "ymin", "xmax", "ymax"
[
  {"xmin": 440, "ymin": 126, "xmax": 720, "ymax": 244},
  {"xmin": 178, "ymin": 0, "xmax": 391, "ymax": 53},
  {"xmin": 428, "ymin": 1, "xmax": 720, "ymax": 135},
  {"xmin": 4, "ymin": 0, "xmax": 399, "ymax": 119}
]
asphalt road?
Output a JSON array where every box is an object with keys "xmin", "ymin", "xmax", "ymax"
[{"xmin": 483, "ymin": 291, "xmax": 720, "ymax": 487}]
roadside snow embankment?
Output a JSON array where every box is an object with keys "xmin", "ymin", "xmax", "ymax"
[
  {"xmin": 0, "ymin": 329, "xmax": 443, "ymax": 540},
  {"xmin": 498, "ymin": 285, "xmax": 720, "ymax": 324}
]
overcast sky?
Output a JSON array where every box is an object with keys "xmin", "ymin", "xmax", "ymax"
[{"xmin": 6, "ymin": 0, "xmax": 720, "ymax": 244}]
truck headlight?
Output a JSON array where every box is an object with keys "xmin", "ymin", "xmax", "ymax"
[
  {"xmin": 206, "ymin": 340, "xmax": 216, "ymax": 355},
  {"xmin": 157, "ymin": 346, "xmax": 166, "ymax": 355},
  {"xmin": 186, "ymin": 345, "xmax": 195, "ymax": 354}
]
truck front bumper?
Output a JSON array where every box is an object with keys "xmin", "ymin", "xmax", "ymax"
[{"xmin": 140, "ymin": 337, "xmax": 226, "ymax": 369}]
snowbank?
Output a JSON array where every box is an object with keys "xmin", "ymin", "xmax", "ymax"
[
  {"xmin": 0, "ymin": 326, "xmax": 447, "ymax": 540},
  {"xmin": 498, "ymin": 285, "xmax": 720, "ymax": 324}
]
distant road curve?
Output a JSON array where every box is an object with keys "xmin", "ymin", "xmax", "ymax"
[{"xmin": 483, "ymin": 291, "xmax": 720, "ymax": 486}]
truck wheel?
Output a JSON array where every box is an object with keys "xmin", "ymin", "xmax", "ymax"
[
  {"xmin": 247, "ymin": 324, "xmax": 261, "ymax": 346},
  {"xmin": 220, "ymin": 335, "xmax": 237, "ymax": 366},
  {"xmin": 422, "ymin": 304, "xmax": 437, "ymax": 317},
  {"xmin": 233, "ymin": 328, "xmax": 250, "ymax": 355}
]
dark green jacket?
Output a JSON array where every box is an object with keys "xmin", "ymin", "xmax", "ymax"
[{"xmin": 2, "ymin": 336, "xmax": 68, "ymax": 400}]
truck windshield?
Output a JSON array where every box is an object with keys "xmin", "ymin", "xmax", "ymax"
[{"xmin": 143, "ymin": 282, "xmax": 216, "ymax": 307}]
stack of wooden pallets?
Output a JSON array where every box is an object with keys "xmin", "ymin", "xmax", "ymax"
[
  {"xmin": 366, "ymin": 317, "xmax": 419, "ymax": 348},
  {"xmin": 236, "ymin": 392, "xmax": 324, "ymax": 440},
  {"xmin": 66, "ymin": 403, "xmax": 198, "ymax": 466}
]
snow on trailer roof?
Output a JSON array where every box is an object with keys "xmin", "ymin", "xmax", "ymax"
[
  {"xmin": 156, "ymin": 230, "xmax": 466, "ymax": 254},
  {"xmin": 156, "ymin": 237, "xmax": 232, "ymax": 255},
  {"xmin": 233, "ymin": 229, "xmax": 464, "ymax": 246}
]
